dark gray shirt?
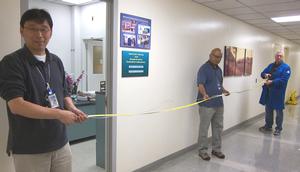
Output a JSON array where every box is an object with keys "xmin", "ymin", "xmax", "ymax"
[
  {"xmin": 0, "ymin": 46, "xmax": 69, "ymax": 155},
  {"xmin": 197, "ymin": 61, "xmax": 224, "ymax": 107}
]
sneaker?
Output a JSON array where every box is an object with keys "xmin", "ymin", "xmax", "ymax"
[
  {"xmin": 259, "ymin": 126, "xmax": 272, "ymax": 133},
  {"xmin": 273, "ymin": 130, "xmax": 281, "ymax": 136},
  {"xmin": 199, "ymin": 152, "xmax": 210, "ymax": 161},
  {"xmin": 211, "ymin": 150, "xmax": 225, "ymax": 159}
]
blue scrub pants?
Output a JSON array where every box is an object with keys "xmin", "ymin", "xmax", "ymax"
[{"xmin": 265, "ymin": 106, "xmax": 283, "ymax": 131}]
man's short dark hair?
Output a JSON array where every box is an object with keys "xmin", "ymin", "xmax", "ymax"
[{"xmin": 20, "ymin": 8, "xmax": 53, "ymax": 29}]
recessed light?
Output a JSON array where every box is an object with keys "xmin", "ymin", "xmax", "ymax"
[
  {"xmin": 62, "ymin": 0, "xmax": 94, "ymax": 5},
  {"xmin": 271, "ymin": 15, "xmax": 300, "ymax": 23}
]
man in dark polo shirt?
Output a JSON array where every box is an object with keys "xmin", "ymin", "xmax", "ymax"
[
  {"xmin": 0, "ymin": 9, "xmax": 87, "ymax": 172},
  {"xmin": 196, "ymin": 48, "xmax": 230, "ymax": 161}
]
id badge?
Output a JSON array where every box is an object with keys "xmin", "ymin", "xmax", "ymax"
[
  {"xmin": 46, "ymin": 83, "xmax": 59, "ymax": 108},
  {"xmin": 48, "ymin": 93, "xmax": 59, "ymax": 108}
]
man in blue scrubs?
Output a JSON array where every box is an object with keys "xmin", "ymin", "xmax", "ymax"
[
  {"xmin": 197, "ymin": 48, "xmax": 230, "ymax": 161},
  {"xmin": 259, "ymin": 51, "xmax": 291, "ymax": 136}
]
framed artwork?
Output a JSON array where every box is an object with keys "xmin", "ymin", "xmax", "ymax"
[
  {"xmin": 244, "ymin": 49, "xmax": 253, "ymax": 76},
  {"xmin": 224, "ymin": 46, "xmax": 253, "ymax": 77},
  {"xmin": 224, "ymin": 46, "xmax": 236, "ymax": 77},
  {"xmin": 235, "ymin": 48, "xmax": 245, "ymax": 76}
]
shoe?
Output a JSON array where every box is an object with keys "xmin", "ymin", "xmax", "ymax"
[
  {"xmin": 259, "ymin": 126, "xmax": 272, "ymax": 133},
  {"xmin": 211, "ymin": 150, "xmax": 225, "ymax": 159},
  {"xmin": 199, "ymin": 152, "xmax": 210, "ymax": 161},
  {"xmin": 273, "ymin": 130, "xmax": 281, "ymax": 136}
]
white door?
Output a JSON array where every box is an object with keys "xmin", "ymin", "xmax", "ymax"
[{"xmin": 85, "ymin": 39, "xmax": 105, "ymax": 91}]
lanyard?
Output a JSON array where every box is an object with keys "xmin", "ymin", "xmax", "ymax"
[{"xmin": 36, "ymin": 63, "xmax": 51, "ymax": 90}]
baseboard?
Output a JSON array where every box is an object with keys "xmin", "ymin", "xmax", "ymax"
[
  {"xmin": 133, "ymin": 143, "xmax": 198, "ymax": 172},
  {"xmin": 134, "ymin": 113, "xmax": 264, "ymax": 172},
  {"xmin": 222, "ymin": 113, "xmax": 264, "ymax": 136}
]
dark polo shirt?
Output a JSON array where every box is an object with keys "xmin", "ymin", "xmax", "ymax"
[
  {"xmin": 0, "ymin": 46, "xmax": 69, "ymax": 155},
  {"xmin": 197, "ymin": 61, "xmax": 224, "ymax": 107}
]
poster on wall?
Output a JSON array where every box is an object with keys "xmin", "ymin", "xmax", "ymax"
[
  {"xmin": 224, "ymin": 46, "xmax": 253, "ymax": 77},
  {"xmin": 120, "ymin": 13, "xmax": 151, "ymax": 49},
  {"xmin": 122, "ymin": 51, "xmax": 149, "ymax": 77}
]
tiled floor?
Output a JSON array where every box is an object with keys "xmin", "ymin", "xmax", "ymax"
[
  {"xmin": 146, "ymin": 105, "xmax": 300, "ymax": 172},
  {"xmin": 71, "ymin": 139, "xmax": 105, "ymax": 172},
  {"xmin": 71, "ymin": 105, "xmax": 300, "ymax": 172}
]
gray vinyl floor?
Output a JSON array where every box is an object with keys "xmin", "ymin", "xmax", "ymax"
[
  {"xmin": 71, "ymin": 105, "xmax": 300, "ymax": 172},
  {"xmin": 71, "ymin": 139, "xmax": 105, "ymax": 172}
]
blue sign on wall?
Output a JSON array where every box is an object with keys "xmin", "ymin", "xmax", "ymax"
[
  {"xmin": 120, "ymin": 13, "xmax": 151, "ymax": 49},
  {"xmin": 122, "ymin": 51, "xmax": 149, "ymax": 77}
]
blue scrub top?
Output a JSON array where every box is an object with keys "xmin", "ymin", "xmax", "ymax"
[
  {"xmin": 259, "ymin": 62, "xmax": 291, "ymax": 110},
  {"xmin": 197, "ymin": 61, "xmax": 223, "ymax": 107}
]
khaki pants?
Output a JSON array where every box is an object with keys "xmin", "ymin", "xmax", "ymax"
[
  {"xmin": 13, "ymin": 143, "xmax": 72, "ymax": 172},
  {"xmin": 198, "ymin": 106, "xmax": 224, "ymax": 153}
]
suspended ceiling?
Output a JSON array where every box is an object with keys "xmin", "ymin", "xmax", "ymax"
[{"xmin": 193, "ymin": 0, "xmax": 300, "ymax": 44}]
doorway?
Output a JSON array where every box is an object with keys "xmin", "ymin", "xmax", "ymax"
[
  {"xmin": 84, "ymin": 39, "xmax": 106, "ymax": 91},
  {"xmin": 22, "ymin": 0, "xmax": 115, "ymax": 171}
]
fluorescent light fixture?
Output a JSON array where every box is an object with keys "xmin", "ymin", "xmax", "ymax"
[
  {"xmin": 62, "ymin": 0, "xmax": 94, "ymax": 5},
  {"xmin": 271, "ymin": 15, "xmax": 300, "ymax": 23}
]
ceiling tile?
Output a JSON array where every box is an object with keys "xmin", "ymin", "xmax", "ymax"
[
  {"xmin": 245, "ymin": 18, "xmax": 274, "ymax": 24},
  {"xmin": 192, "ymin": 0, "xmax": 221, "ymax": 3},
  {"xmin": 269, "ymin": 30, "xmax": 294, "ymax": 34},
  {"xmin": 263, "ymin": 9, "xmax": 300, "ymax": 18},
  {"xmin": 285, "ymin": 24, "xmax": 300, "ymax": 30},
  {"xmin": 267, "ymin": 26, "xmax": 292, "ymax": 31},
  {"xmin": 256, "ymin": 23, "xmax": 284, "ymax": 28},
  {"xmin": 221, "ymin": 7, "xmax": 255, "ymax": 15},
  {"xmin": 252, "ymin": 1, "xmax": 300, "ymax": 13},
  {"xmin": 293, "ymin": 39, "xmax": 300, "ymax": 44},
  {"xmin": 235, "ymin": 13, "xmax": 266, "ymax": 20},
  {"xmin": 277, "ymin": 33, "xmax": 300, "ymax": 39},
  {"xmin": 237, "ymin": 0, "xmax": 298, "ymax": 7},
  {"xmin": 278, "ymin": 21, "xmax": 300, "ymax": 26},
  {"xmin": 202, "ymin": 0, "xmax": 244, "ymax": 10}
]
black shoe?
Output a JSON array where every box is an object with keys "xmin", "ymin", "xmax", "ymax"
[
  {"xmin": 199, "ymin": 152, "xmax": 210, "ymax": 161},
  {"xmin": 273, "ymin": 130, "xmax": 281, "ymax": 136},
  {"xmin": 211, "ymin": 150, "xmax": 225, "ymax": 159},
  {"xmin": 259, "ymin": 126, "xmax": 272, "ymax": 133}
]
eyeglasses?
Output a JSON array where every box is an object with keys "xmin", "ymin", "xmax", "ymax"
[
  {"xmin": 24, "ymin": 27, "xmax": 50, "ymax": 34},
  {"xmin": 212, "ymin": 54, "xmax": 222, "ymax": 58}
]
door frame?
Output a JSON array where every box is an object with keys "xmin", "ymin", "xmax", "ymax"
[{"xmin": 104, "ymin": 0, "xmax": 116, "ymax": 172}]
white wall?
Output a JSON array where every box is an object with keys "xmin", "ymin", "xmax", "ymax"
[
  {"xmin": 80, "ymin": 3, "xmax": 106, "ymax": 39},
  {"xmin": 0, "ymin": 0, "xmax": 20, "ymax": 171},
  {"xmin": 29, "ymin": 1, "xmax": 106, "ymax": 91},
  {"xmin": 78, "ymin": 2, "xmax": 106, "ymax": 91},
  {"xmin": 114, "ymin": 0, "xmax": 300, "ymax": 171},
  {"xmin": 29, "ymin": 0, "xmax": 72, "ymax": 72}
]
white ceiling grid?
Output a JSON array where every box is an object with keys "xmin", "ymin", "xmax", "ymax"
[{"xmin": 193, "ymin": 0, "xmax": 300, "ymax": 44}]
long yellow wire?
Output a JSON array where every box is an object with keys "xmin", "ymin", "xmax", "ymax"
[{"xmin": 88, "ymin": 79, "xmax": 266, "ymax": 118}]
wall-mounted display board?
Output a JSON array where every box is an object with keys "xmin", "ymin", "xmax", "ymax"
[
  {"xmin": 120, "ymin": 13, "xmax": 151, "ymax": 49},
  {"xmin": 122, "ymin": 51, "xmax": 149, "ymax": 77}
]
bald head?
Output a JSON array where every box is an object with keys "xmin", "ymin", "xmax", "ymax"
[
  {"xmin": 275, "ymin": 51, "xmax": 283, "ymax": 64},
  {"xmin": 209, "ymin": 48, "xmax": 222, "ymax": 65}
]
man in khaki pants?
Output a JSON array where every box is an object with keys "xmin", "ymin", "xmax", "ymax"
[
  {"xmin": 196, "ymin": 48, "xmax": 230, "ymax": 161},
  {"xmin": 0, "ymin": 9, "xmax": 87, "ymax": 172}
]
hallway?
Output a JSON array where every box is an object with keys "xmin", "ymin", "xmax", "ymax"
[{"xmin": 144, "ymin": 105, "xmax": 300, "ymax": 172}]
